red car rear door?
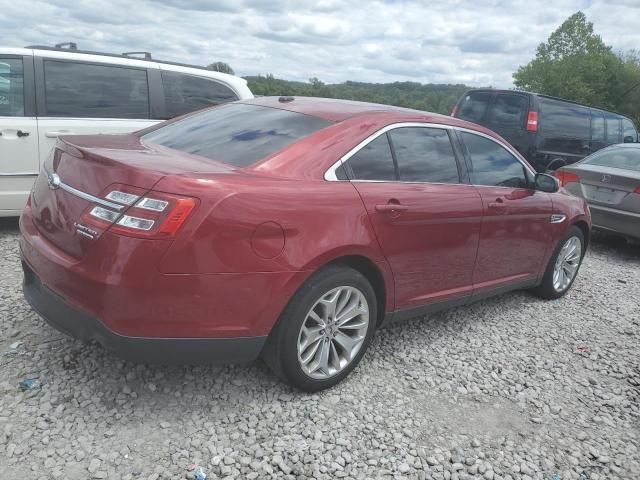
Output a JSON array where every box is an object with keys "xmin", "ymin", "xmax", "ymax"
[
  {"xmin": 457, "ymin": 131, "xmax": 553, "ymax": 295},
  {"xmin": 343, "ymin": 125, "xmax": 483, "ymax": 313}
]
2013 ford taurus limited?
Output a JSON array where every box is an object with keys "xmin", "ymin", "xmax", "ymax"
[{"xmin": 20, "ymin": 97, "xmax": 591, "ymax": 391}]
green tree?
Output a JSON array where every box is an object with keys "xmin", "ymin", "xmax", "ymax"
[
  {"xmin": 513, "ymin": 12, "xmax": 623, "ymax": 109},
  {"xmin": 206, "ymin": 61, "xmax": 235, "ymax": 75}
]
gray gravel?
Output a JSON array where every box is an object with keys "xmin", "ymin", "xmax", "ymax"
[{"xmin": 1, "ymin": 217, "xmax": 639, "ymax": 480}]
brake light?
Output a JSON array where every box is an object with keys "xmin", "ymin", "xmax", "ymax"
[
  {"xmin": 526, "ymin": 111, "xmax": 538, "ymax": 132},
  {"xmin": 451, "ymin": 104, "xmax": 459, "ymax": 117},
  {"xmin": 634, "ymin": 186, "xmax": 640, "ymax": 194},
  {"xmin": 554, "ymin": 170, "xmax": 580, "ymax": 187},
  {"xmin": 83, "ymin": 186, "xmax": 197, "ymax": 238}
]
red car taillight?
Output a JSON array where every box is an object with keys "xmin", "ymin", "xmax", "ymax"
[
  {"xmin": 526, "ymin": 111, "xmax": 538, "ymax": 132},
  {"xmin": 554, "ymin": 171, "xmax": 580, "ymax": 187},
  {"xmin": 634, "ymin": 186, "xmax": 640, "ymax": 194},
  {"xmin": 82, "ymin": 186, "xmax": 197, "ymax": 238}
]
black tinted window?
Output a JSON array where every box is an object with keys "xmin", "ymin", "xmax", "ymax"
[
  {"xmin": 591, "ymin": 111, "xmax": 605, "ymax": 142},
  {"xmin": 623, "ymin": 119, "xmax": 638, "ymax": 142},
  {"xmin": 162, "ymin": 71, "xmax": 238, "ymax": 118},
  {"xmin": 389, "ymin": 127, "xmax": 459, "ymax": 183},
  {"xmin": 539, "ymin": 98, "xmax": 590, "ymax": 138},
  {"xmin": 487, "ymin": 94, "xmax": 527, "ymax": 127},
  {"xmin": 0, "ymin": 58, "xmax": 24, "ymax": 117},
  {"xmin": 583, "ymin": 147, "xmax": 640, "ymax": 172},
  {"xmin": 606, "ymin": 117, "xmax": 621, "ymax": 144},
  {"xmin": 348, "ymin": 134, "xmax": 396, "ymax": 181},
  {"xmin": 462, "ymin": 132, "xmax": 528, "ymax": 188},
  {"xmin": 44, "ymin": 61, "xmax": 149, "ymax": 118},
  {"xmin": 456, "ymin": 92, "xmax": 492, "ymax": 123},
  {"xmin": 142, "ymin": 104, "xmax": 330, "ymax": 167}
]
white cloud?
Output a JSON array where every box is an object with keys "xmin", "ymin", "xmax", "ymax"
[{"xmin": 1, "ymin": 0, "xmax": 638, "ymax": 87}]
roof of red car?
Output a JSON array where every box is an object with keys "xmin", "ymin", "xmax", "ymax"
[{"xmin": 242, "ymin": 96, "xmax": 460, "ymax": 124}]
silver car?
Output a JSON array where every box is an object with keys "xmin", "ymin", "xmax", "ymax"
[{"xmin": 554, "ymin": 144, "xmax": 640, "ymax": 240}]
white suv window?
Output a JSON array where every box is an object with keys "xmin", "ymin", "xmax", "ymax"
[
  {"xmin": 161, "ymin": 71, "xmax": 238, "ymax": 117},
  {"xmin": 0, "ymin": 58, "xmax": 24, "ymax": 117},
  {"xmin": 43, "ymin": 60, "xmax": 150, "ymax": 118}
]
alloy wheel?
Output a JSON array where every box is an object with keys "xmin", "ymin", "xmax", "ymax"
[
  {"xmin": 297, "ymin": 286, "xmax": 370, "ymax": 380},
  {"xmin": 552, "ymin": 236, "xmax": 582, "ymax": 292}
]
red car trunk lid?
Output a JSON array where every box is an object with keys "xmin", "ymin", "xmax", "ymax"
[{"xmin": 30, "ymin": 134, "xmax": 233, "ymax": 258}]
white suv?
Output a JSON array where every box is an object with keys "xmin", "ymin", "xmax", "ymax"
[{"xmin": 0, "ymin": 44, "xmax": 253, "ymax": 216}]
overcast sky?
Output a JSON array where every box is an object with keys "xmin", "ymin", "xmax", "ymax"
[{"xmin": 1, "ymin": 0, "xmax": 639, "ymax": 87}]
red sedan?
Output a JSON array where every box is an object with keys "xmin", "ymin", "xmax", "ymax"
[{"xmin": 20, "ymin": 97, "xmax": 591, "ymax": 391}]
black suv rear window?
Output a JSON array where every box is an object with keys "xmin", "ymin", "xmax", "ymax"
[
  {"xmin": 456, "ymin": 92, "xmax": 492, "ymax": 123},
  {"xmin": 142, "ymin": 104, "xmax": 331, "ymax": 167}
]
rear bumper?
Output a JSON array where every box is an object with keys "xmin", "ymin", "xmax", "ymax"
[
  {"xmin": 590, "ymin": 204, "xmax": 640, "ymax": 239},
  {"xmin": 22, "ymin": 260, "xmax": 266, "ymax": 364}
]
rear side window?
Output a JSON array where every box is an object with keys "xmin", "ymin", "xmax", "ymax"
[
  {"xmin": 142, "ymin": 104, "xmax": 330, "ymax": 167},
  {"xmin": 583, "ymin": 147, "xmax": 640, "ymax": 172},
  {"xmin": 0, "ymin": 58, "xmax": 24, "ymax": 117},
  {"xmin": 388, "ymin": 127, "xmax": 459, "ymax": 183},
  {"xmin": 591, "ymin": 111, "xmax": 605, "ymax": 142},
  {"xmin": 539, "ymin": 98, "xmax": 590, "ymax": 138},
  {"xmin": 348, "ymin": 134, "xmax": 396, "ymax": 181},
  {"xmin": 161, "ymin": 71, "xmax": 238, "ymax": 118},
  {"xmin": 606, "ymin": 118, "xmax": 621, "ymax": 144},
  {"xmin": 623, "ymin": 119, "xmax": 638, "ymax": 143},
  {"xmin": 456, "ymin": 92, "xmax": 492, "ymax": 123},
  {"xmin": 486, "ymin": 94, "xmax": 527, "ymax": 128},
  {"xmin": 44, "ymin": 60, "xmax": 150, "ymax": 118},
  {"xmin": 461, "ymin": 132, "xmax": 528, "ymax": 188}
]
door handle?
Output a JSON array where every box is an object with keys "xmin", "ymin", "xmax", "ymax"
[
  {"xmin": 45, "ymin": 130, "xmax": 75, "ymax": 138},
  {"xmin": 488, "ymin": 197, "xmax": 507, "ymax": 212},
  {"xmin": 375, "ymin": 203, "xmax": 409, "ymax": 213},
  {"xmin": 17, "ymin": 130, "xmax": 29, "ymax": 138}
]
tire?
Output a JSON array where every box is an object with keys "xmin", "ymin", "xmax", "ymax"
[
  {"xmin": 262, "ymin": 265, "xmax": 377, "ymax": 392},
  {"xmin": 533, "ymin": 226, "xmax": 585, "ymax": 300}
]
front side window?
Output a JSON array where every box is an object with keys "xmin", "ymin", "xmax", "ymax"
[
  {"xmin": 0, "ymin": 58, "xmax": 24, "ymax": 117},
  {"xmin": 461, "ymin": 132, "xmax": 528, "ymax": 188},
  {"xmin": 486, "ymin": 94, "xmax": 528, "ymax": 128},
  {"xmin": 455, "ymin": 91, "xmax": 492, "ymax": 123},
  {"xmin": 623, "ymin": 119, "xmax": 638, "ymax": 143},
  {"xmin": 583, "ymin": 147, "xmax": 640, "ymax": 172},
  {"xmin": 44, "ymin": 60, "xmax": 150, "ymax": 118},
  {"xmin": 388, "ymin": 127, "xmax": 459, "ymax": 183},
  {"xmin": 142, "ymin": 104, "xmax": 330, "ymax": 167},
  {"xmin": 347, "ymin": 134, "xmax": 396, "ymax": 181},
  {"xmin": 161, "ymin": 71, "xmax": 238, "ymax": 118},
  {"xmin": 606, "ymin": 117, "xmax": 621, "ymax": 144}
]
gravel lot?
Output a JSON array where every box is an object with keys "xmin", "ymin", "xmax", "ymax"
[{"xmin": 0, "ymin": 217, "xmax": 638, "ymax": 480}]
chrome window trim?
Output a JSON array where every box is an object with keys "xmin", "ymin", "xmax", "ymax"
[
  {"xmin": 42, "ymin": 168, "xmax": 125, "ymax": 211},
  {"xmin": 324, "ymin": 122, "xmax": 536, "ymax": 183}
]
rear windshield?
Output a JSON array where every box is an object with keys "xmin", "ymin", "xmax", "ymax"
[
  {"xmin": 486, "ymin": 94, "xmax": 528, "ymax": 127},
  {"xmin": 583, "ymin": 147, "xmax": 640, "ymax": 172},
  {"xmin": 142, "ymin": 103, "xmax": 331, "ymax": 167},
  {"xmin": 456, "ymin": 91, "xmax": 492, "ymax": 123}
]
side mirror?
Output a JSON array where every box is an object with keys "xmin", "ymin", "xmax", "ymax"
[{"xmin": 534, "ymin": 173, "xmax": 559, "ymax": 193}]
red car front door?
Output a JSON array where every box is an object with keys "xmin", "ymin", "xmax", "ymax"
[
  {"xmin": 457, "ymin": 131, "xmax": 553, "ymax": 294},
  {"xmin": 344, "ymin": 126, "xmax": 483, "ymax": 312}
]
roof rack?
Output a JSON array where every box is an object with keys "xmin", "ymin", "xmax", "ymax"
[
  {"xmin": 24, "ymin": 44, "xmax": 216, "ymax": 73},
  {"xmin": 122, "ymin": 51, "xmax": 152, "ymax": 60}
]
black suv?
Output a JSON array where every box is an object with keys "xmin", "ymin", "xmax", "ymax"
[{"xmin": 452, "ymin": 89, "xmax": 638, "ymax": 171}]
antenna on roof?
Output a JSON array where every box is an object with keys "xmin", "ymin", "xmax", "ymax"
[
  {"xmin": 122, "ymin": 51, "xmax": 152, "ymax": 60},
  {"xmin": 55, "ymin": 42, "xmax": 77, "ymax": 50}
]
